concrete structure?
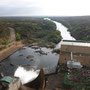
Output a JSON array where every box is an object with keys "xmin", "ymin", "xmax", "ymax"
[
  {"xmin": 0, "ymin": 77, "xmax": 21, "ymax": 90},
  {"xmin": 59, "ymin": 40, "xmax": 90, "ymax": 67},
  {"xmin": 9, "ymin": 27, "xmax": 16, "ymax": 43}
]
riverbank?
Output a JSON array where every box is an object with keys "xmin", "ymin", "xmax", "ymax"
[{"xmin": 0, "ymin": 41, "xmax": 24, "ymax": 62}]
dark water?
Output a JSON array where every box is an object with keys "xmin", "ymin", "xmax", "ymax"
[{"xmin": 0, "ymin": 46, "xmax": 59, "ymax": 75}]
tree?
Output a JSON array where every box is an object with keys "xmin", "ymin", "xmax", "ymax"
[
  {"xmin": 2, "ymin": 40, "xmax": 9, "ymax": 45},
  {"xmin": 16, "ymin": 33, "xmax": 21, "ymax": 41}
]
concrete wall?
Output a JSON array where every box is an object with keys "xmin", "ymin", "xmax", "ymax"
[
  {"xmin": 8, "ymin": 78, "xmax": 21, "ymax": 90},
  {"xmin": 59, "ymin": 45, "xmax": 90, "ymax": 67},
  {"xmin": 61, "ymin": 45, "xmax": 90, "ymax": 54},
  {"xmin": 9, "ymin": 27, "xmax": 16, "ymax": 43}
]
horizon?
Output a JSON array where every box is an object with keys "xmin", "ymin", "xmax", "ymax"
[{"xmin": 0, "ymin": 15, "xmax": 90, "ymax": 17}]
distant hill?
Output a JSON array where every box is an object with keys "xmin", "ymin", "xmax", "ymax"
[{"xmin": 51, "ymin": 16, "xmax": 90, "ymax": 41}]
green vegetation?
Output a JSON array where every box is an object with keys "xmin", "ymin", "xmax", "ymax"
[
  {"xmin": 0, "ymin": 19, "xmax": 10, "ymax": 44},
  {"xmin": 51, "ymin": 16, "xmax": 90, "ymax": 41},
  {"xmin": 49, "ymin": 42, "xmax": 55, "ymax": 48},
  {"xmin": 16, "ymin": 33, "xmax": 21, "ymax": 41},
  {"xmin": 11, "ymin": 18, "xmax": 61, "ymax": 47},
  {"xmin": 2, "ymin": 40, "xmax": 9, "ymax": 45},
  {"xmin": 0, "ymin": 17, "xmax": 62, "ymax": 48},
  {"xmin": 52, "ymin": 48, "xmax": 60, "ymax": 54}
]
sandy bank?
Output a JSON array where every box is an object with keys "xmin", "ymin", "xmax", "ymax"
[{"xmin": 0, "ymin": 41, "xmax": 24, "ymax": 62}]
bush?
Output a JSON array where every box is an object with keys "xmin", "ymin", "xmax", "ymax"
[
  {"xmin": 49, "ymin": 42, "xmax": 55, "ymax": 48},
  {"xmin": 28, "ymin": 40, "xmax": 33, "ymax": 44},
  {"xmin": 0, "ymin": 46, "xmax": 6, "ymax": 50},
  {"xmin": 16, "ymin": 33, "xmax": 21, "ymax": 41},
  {"xmin": 2, "ymin": 40, "xmax": 9, "ymax": 45},
  {"xmin": 52, "ymin": 48, "xmax": 60, "ymax": 54}
]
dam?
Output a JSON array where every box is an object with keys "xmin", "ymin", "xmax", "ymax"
[{"xmin": 59, "ymin": 40, "xmax": 90, "ymax": 67}]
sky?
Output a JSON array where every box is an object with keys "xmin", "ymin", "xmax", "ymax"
[{"xmin": 0, "ymin": 0, "xmax": 90, "ymax": 16}]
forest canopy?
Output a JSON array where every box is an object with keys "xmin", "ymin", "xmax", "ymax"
[
  {"xmin": 0, "ymin": 17, "xmax": 62, "ymax": 47},
  {"xmin": 50, "ymin": 16, "xmax": 90, "ymax": 41}
]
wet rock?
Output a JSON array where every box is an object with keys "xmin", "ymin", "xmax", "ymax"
[
  {"xmin": 31, "ymin": 43, "xmax": 38, "ymax": 46},
  {"xmin": 0, "ymin": 63, "xmax": 2, "ymax": 66},
  {"xmin": 10, "ymin": 63, "xmax": 14, "ymax": 66},
  {"xmin": 35, "ymin": 49, "xmax": 47, "ymax": 55},
  {"xmin": 26, "ymin": 64, "xmax": 31, "ymax": 66},
  {"xmin": 30, "ymin": 59, "xmax": 33, "ymax": 61},
  {"xmin": 26, "ymin": 55, "xmax": 34, "ymax": 59},
  {"xmin": 22, "ymin": 64, "xmax": 31, "ymax": 67},
  {"xmin": 31, "ymin": 46, "xmax": 39, "ymax": 49},
  {"xmin": 22, "ymin": 47, "xmax": 26, "ymax": 49},
  {"xmin": 19, "ymin": 54, "xmax": 23, "ymax": 56}
]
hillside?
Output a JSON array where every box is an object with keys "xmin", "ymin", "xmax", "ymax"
[
  {"xmin": 0, "ymin": 19, "xmax": 10, "ymax": 44},
  {"xmin": 0, "ymin": 17, "xmax": 62, "ymax": 48},
  {"xmin": 51, "ymin": 16, "xmax": 90, "ymax": 41}
]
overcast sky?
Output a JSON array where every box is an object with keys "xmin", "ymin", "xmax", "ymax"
[{"xmin": 0, "ymin": 0, "xmax": 90, "ymax": 16}]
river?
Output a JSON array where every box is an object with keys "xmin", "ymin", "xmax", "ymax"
[
  {"xmin": 0, "ymin": 18, "xmax": 75, "ymax": 76},
  {"xmin": 44, "ymin": 18, "xmax": 76, "ymax": 48}
]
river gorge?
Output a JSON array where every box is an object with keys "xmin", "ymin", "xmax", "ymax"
[{"xmin": 0, "ymin": 18, "xmax": 75, "ymax": 76}]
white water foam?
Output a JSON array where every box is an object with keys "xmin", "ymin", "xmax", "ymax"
[{"xmin": 14, "ymin": 66, "xmax": 40, "ymax": 84}]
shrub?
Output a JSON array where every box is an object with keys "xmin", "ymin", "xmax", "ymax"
[
  {"xmin": 49, "ymin": 42, "xmax": 55, "ymax": 48},
  {"xmin": 16, "ymin": 33, "xmax": 21, "ymax": 41},
  {"xmin": 52, "ymin": 48, "xmax": 60, "ymax": 54},
  {"xmin": 2, "ymin": 40, "xmax": 9, "ymax": 45}
]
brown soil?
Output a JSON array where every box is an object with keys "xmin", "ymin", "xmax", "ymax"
[
  {"xmin": 45, "ymin": 73, "xmax": 65, "ymax": 90},
  {"xmin": 19, "ymin": 85, "xmax": 36, "ymax": 90},
  {"xmin": 0, "ymin": 41, "xmax": 24, "ymax": 61}
]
